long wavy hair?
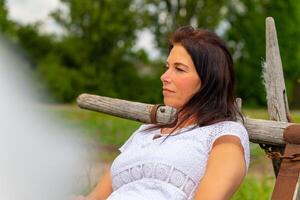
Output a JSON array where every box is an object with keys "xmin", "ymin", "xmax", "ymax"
[{"xmin": 157, "ymin": 26, "xmax": 243, "ymax": 133}]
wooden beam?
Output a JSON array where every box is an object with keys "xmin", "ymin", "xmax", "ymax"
[
  {"xmin": 77, "ymin": 93, "xmax": 298, "ymax": 146},
  {"xmin": 245, "ymin": 117, "xmax": 287, "ymax": 146},
  {"xmin": 77, "ymin": 93, "xmax": 177, "ymax": 125}
]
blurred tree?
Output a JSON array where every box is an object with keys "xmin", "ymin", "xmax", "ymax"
[
  {"xmin": 225, "ymin": 0, "xmax": 300, "ymax": 107},
  {"xmin": 142, "ymin": 0, "xmax": 230, "ymax": 54},
  {"xmin": 46, "ymin": 0, "xmax": 163, "ymax": 102},
  {"xmin": 51, "ymin": 0, "xmax": 140, "ymax": 67},
  {"xmin": 11, "ymin": 0, "xmax": 162, "ymax": 103},
  {"xmin": 3, "ymin": 0, "xmax": 299, "ymax": 106},
  {"xmin": 16, "ymin": 25, "xmax": 54, "ymax": 65},
  {"xmin": 141, "ymin": 0, "xmax": 300, "ymax": 108},
  {"xmin": 0, "ymin": 0, "xmax": 14, "ymax": 34}
]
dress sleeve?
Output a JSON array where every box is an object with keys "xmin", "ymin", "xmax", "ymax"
[
  {"xmin": 118, "ymin": 124, "xmax": 149, "ymax": 153},
  {"xmin": 208, "ymin": 121, "xmax": 250, "ymax": 170}
]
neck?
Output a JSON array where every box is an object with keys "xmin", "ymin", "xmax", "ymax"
[{"xmin": 161, "ymin": 114, "xmax": 198, "ymax": 134}]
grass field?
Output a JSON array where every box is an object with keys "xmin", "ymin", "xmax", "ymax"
[{"xmin": 48, "ymin": 105, "xmax": 300, "ymax": 199}]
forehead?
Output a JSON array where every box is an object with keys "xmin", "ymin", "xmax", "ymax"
[{"xmin": 167, "ymin": 44, "xmax": 193, "ymax": 65}]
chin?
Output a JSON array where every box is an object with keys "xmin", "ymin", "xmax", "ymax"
[{"xmin": 163, "ymin": 100, "xmax": 180, "ymax": 109}]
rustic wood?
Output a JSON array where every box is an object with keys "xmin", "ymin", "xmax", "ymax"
[
  {"xmin": 264, "ymin": 17, "xmax": 300, "ymax": 199},
  {"xmin": 236, "ymin": 98, "xmax": 242, "ymax": 111},
  {"xmin": 264, "ymin": 16, "xmax": 288, "ymax": 178},
  {"xmin": 77, "ymin": 93, "xmax": 300, "ymax": 146},
  {"xmin": 264, "ymin": 17, "xmax": 290, "ymax": 122},
  {"xmin": 77, "ymin": 93, "xmax": 177, "ymax": 125},
  {"xmin": 244, "ymin": 117, "xmax": 288, "ymax": 146}
]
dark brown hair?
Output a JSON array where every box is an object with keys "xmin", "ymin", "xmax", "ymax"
[{"xmin": 160, "ymin": 26, "xmax": 243, "ymax": 132}]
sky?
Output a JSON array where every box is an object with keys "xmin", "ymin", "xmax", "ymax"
[
  {"xmin": 6, "ymin": 0, "xmax": 63, "ymax": 34},
  {"xmin": 6, "ymin": 0, "xmax": 159, "ymax": 58},
  {"xmin": 6, "ymin": 0, "xmax": 60, "ymax": 23}
]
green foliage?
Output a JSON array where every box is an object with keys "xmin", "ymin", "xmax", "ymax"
[
  {"xmin": 2, "ymin": 0, "xmax": 300, "ymax": 107},
  {"xmin": 0, "ymin": 0, "xmax": 15, "ymax": 34},
  {"xmin": 232, "ymin": 175, "xmax": 274, "ymax": 200},
  {"xmin": 16, "ymin": 25, "xmax": 54, "ymax": 64},
  {"xmin": 8, "ymin": 0, "xmax": 164, "ymax": 103},
  {"xmin": 38, "ymin": 53, "xmax": 83, "ymax": 102},
  {"xmin": 225, "ymin": 0, "xmax": 300, "ymax": 107},
  {"xmin": 142, "ymin": 0, "xmax": 300, "ymax": 108},
  {"xmin": 48, "ymin": 0, "xmax": 163, "ymax": 103},
  {"xmin": 0, "ymin": 0, "xmax": 8, "ymax": 32},
  {"xmin": 143, "ymin": 0, "xmax": 230, "ymax": 53}
]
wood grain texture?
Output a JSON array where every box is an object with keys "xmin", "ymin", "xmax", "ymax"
[
  {"xmin": 263, "ymin": 17, "xmax": 288, "ymax": 178},
  {"xmin": 244, "ymin": 117, "xmax": 288, "ymax": 146},
  {"xmin": 264, "ymin": 17, "xmax": 290, "ymax": 122},
  {"xmin": 77, "ymin": 93, "xmax": 177, "ymax": 125},
  {"xmin": 264, "ymin": 17, "xmax": 299, "ymax": 199}
]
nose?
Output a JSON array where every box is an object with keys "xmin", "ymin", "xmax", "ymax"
[{"xmin": 160, "ymin": 70, "xmax": 171, "ymax": 84}]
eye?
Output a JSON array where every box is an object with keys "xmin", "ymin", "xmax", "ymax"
[{"xmin": 175, "ymin": 67, "xmax": 185, "ymax": 72}]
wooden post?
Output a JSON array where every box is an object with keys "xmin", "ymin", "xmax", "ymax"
[
  {"xmin": 263, "ymin": 16, "xmax": 288, "ymax": 178},
  {"xmin": 264, "ymin": 17, "xmax": 290, "ymax": 122},
  {"xmin": 264, "ymin": 17, "xmax": 300, "ymax": 199}
]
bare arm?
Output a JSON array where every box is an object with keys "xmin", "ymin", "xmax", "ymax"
[
  {"xmin": 87, "ymin": 170, "xmax": 113, "ymax": 200},
  {"xmin": 194, "ymin": 135, "xmax": 246, "ymax": 200}
]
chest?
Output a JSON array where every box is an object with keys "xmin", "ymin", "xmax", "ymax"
[{"xmin": 110, "ymin": 133, "xmax": 210, "ymax": 190}]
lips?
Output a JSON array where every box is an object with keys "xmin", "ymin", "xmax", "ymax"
[
  {"xmin": 162, "ymin": 88, "xmax": 175, "ymax": 96},
  {"xmin": 163, "ymin": 88, "xmax": 175, "ymax": 93}
]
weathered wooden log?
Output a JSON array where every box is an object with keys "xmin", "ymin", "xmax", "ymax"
[
  {"xmin": 77, "ymin": 94, "xmax": 299, "ymax": 146},
  {"xmin": 77, "ymin": 93, "xmax": 177, "ymax": 125},
  {"xmin": 263, "ymin": 16, "xmax": 288, "ymax": 178},
  {"xmin": 245, "ymin": 117, "xmax": 288, "ymax": 146},
  {"xmin": 264, "ymin": 17, "xmax": 290, "ymax": 122},
  {"xmin": 264, "ymin": 17, "xmax": 300, "ymax": 200}
]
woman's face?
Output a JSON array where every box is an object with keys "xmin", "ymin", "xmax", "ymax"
[{"xmin": 160, "ymin": 43, "xmax": 201, "ymax": 109}]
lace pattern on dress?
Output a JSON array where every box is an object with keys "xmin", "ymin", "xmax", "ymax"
[{"xmin": 112, "ymin": 162, "xmax": 197, "ymax": 198}]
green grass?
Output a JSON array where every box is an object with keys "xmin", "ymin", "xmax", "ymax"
[
  {"xmin": 47, "ymin": 104, "xmax": 141, "ymax": 147},
  {"xmin": 46, "ymin": 105, "xmax": 300, "ymax": 198},
  {"xmin": 232, "ymin": 175, "xmax": 274, "ymax": 200},
  {"xmin": 243, "ymin": 108, "xmax": 300, "ymax": 122}
]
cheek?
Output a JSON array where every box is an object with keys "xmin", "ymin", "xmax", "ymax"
[{"xmin": 178, "ymin": 78, "xmax": 201, "ymax": 98}]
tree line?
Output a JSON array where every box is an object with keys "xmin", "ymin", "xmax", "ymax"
[{"xmin": 1, "ymin": 0, "xmax": 299, "ymax": 108}]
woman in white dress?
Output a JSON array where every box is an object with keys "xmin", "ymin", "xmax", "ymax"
[{"xmin": 76, "ymin": 26, "xmax": 250, "ymax": 200}]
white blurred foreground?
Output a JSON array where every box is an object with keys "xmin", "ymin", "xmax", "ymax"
[{"xmin": 0, "ymin": 35, "xmax": 93, "ymax": 200}]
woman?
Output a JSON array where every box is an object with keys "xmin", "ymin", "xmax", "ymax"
[{"xmin": 77, "ymin": 26, "xmax": 250, "ymax": 200}]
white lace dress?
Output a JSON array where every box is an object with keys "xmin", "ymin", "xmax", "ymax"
[{"xmin": 107, "ymin": 121, "xmax": 250, "ymax": 200}]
